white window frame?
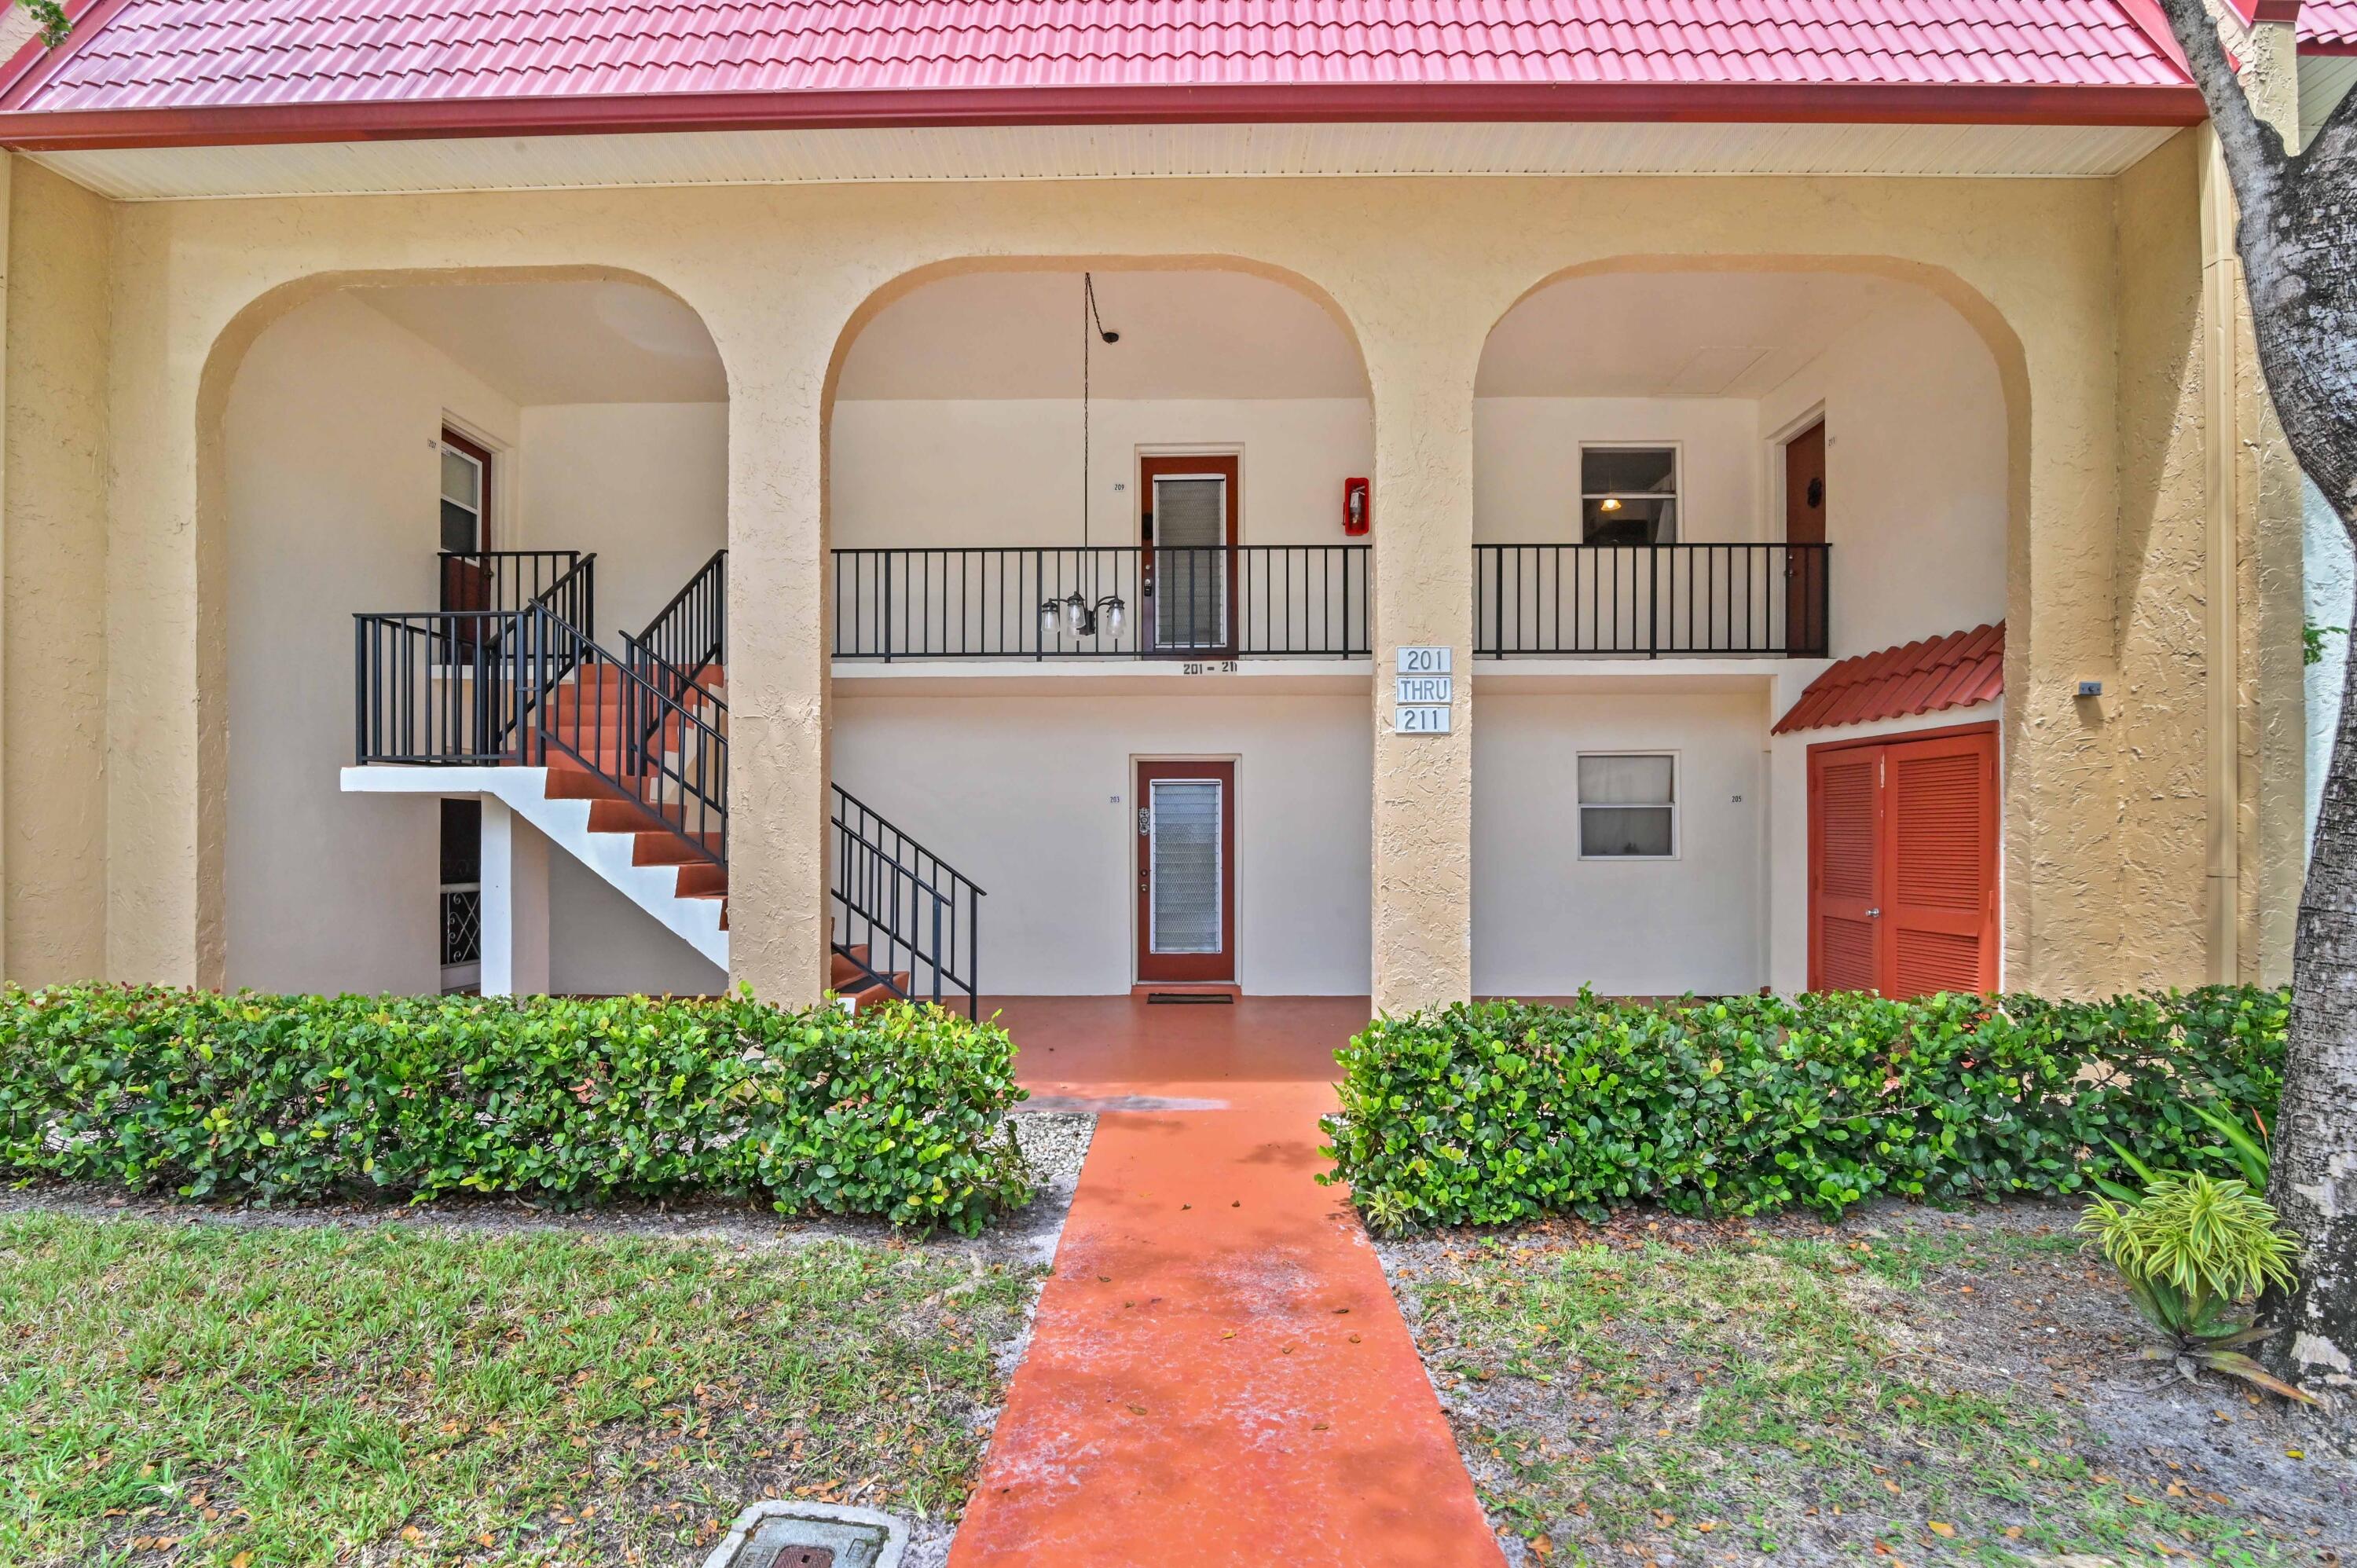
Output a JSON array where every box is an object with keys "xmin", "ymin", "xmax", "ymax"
[
  {"xmin": 1578, "ymin": 442, "xmax": 1681, "ymax": 544},
  {"xmin": 1575, "ymin": 749, "xmax": 1681, "ymax": 862}
]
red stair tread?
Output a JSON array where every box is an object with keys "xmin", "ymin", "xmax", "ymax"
[{"xmin": 537, "ymin": 734, "xmax": 727, "ymax": 932}]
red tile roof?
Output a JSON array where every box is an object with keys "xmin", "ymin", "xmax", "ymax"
[
  {"xmin": 2303, "ymin": 0, "xmax": 2357, "ymax": 48},
  {"xmin": 0, "ymin": 0, "xmax": 2203, "ymax": 148},
  {"xmin": 1772, "ymin": 621, "xmax": 2004, "ymax": 735}
]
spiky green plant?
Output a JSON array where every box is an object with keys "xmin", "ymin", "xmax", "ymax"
[
  {"xmin": 2188, "ymin": 1101, "xmax": 2273, "ymax": 1189},
  {"xmin": 2095, "ymin": 1101, "xmax": 2271, "ymax": 1203},
  {"xmin": 2078, "ymin": 1174, "xmax": 2313, "ymax": 1403}
]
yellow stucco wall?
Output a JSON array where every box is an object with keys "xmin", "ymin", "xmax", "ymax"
[
  {"xmin": 2113, "ymin": 132, "xmax": 2216, "ymax": 990},
  {"xmin": 0, "ymin": 152, "xmax": 2300, "ymax": 1006},
  {"xmin": 3, "ymin": 159, "xmax": 112, "ymax": 983}
]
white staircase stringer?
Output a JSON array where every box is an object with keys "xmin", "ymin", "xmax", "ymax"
[{"xmin": 341, "ymin": 765, "xmax": 728, "ymax": 969}]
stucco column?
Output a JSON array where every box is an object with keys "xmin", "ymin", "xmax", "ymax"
[
  {"xmin": 2239, "ymin": 13, "xmax": 2308, "ymax": 988},
  {"xmin": 2194, "ymin": 5, "xmax": 2306, "ymax": 987},
  {"xmin": 478, "ymin": 796, "xmax": 551, "ymax": 996},
  {"xmin": 5, "ymin": 159, "xmax": 115, "ymax": 985},
  {"xmin": 717, "ymin": 299, "xmax": 834, "ymax": 1006},
  {"xmin": 1364, "ymin": 331, "xmax": 1483, "ymax": 1013}
]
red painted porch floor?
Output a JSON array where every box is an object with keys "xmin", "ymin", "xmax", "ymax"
[{"xmin": 948, "ymin": 997, "xmax": 1504, "ymax": 1568}]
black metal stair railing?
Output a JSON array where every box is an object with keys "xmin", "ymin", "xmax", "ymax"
[
  {"xmin": 628, "ymin": 548, "xmax": 727, "ymax": 764},
  {"xmin": 363, "ymin": 548, "xmax": 995, "ymax": 1017},
  {"xmin": 354, "ymin": 554, "xmax": 599, "ymax": 763},
  {"xmin": 522, "ymin": 610, "xmax": 727, "ymax": 872},
  {"xmin": 633, "ymin": 548, "xmax": 726, "ymax": 699},
  {"xmin": 830, "ymin": 544, "xmax": 1368, "ymax": 661},
  {"xmin": 440, "ymin": 549, "xmax": 596, "ymax": 628},
  {"xmin": 830, "ymin": 784, "xmax": 984, "ymax": 1018},
  {"xmin": 1473, "ymin": 542, "xmax": 1831, "ymax": 658},
  {"xmin": 356, "ymin": 569, "xmax": 726, "ymax": 874}
]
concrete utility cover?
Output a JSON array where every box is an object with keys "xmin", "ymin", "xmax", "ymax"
[{"xmin": 701, "ymin": 1502, "xmax": 907, "ymax": 1568}]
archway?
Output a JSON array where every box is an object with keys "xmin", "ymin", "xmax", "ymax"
[
  {"xmin": 202, "ymin": 269, "xmax": 731, "ymax": 996},
  {"xmin": 1465, "ymin": 258, "xmax": 2020, "ymax": 1000},
  {"xmin": 818, "ymin": 259, "xmax": 1379, "ymax": 997}
]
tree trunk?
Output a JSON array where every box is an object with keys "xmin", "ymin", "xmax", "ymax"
[
  {"xmin": 2149, "ymin": 0, "xmax": 2357, "ymax": 1401},
  {"xmin": 2268, "ymin": 599, "xmax": 2357, "ymax": 1398}
]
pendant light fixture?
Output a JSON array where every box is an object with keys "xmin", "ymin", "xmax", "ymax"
[{"xmin": 1042, "ymin": 272, "xmax": 1127, "ymax": 643}]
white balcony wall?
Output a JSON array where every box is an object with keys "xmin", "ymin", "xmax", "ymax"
[
  {"xmin": 1472, "ymin": 397, "xmax": 1762, "ymax": 543},
  {"xmin": 830, "ymin": 691, "xmax": 1373, "ymax": 995},
  {"xmin": 517, "ymin": 401, "xmax": 729, "ymax": 636},
  {"xmin": 225, "ymin": 292, "xmax": 515, "ymax": 995},
  {"xmin": 828, "ymin": 397, "xmax": 1375, "ymax": 551},
  {"xmin": 1472, "ymin": 691, "xmax": 1765, "ymax": 998},
  {"xmin": 1755, "ymin": 288, "xmax": 2008, "ymax": 658}
]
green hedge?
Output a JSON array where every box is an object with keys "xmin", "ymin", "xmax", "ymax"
[
  {"xmin": 0, "ymin": 986, "xmax": 1030, "ymax": 1233},
  {"xmin": 1321, "ymin": 987, "xmax": 2286, "ymax": 1232}
]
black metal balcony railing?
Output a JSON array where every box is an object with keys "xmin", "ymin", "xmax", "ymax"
[
  {"xmin": 1475, "ymin": 543, "xmax": 1831, "ymax": 658},
  {"xmin": 830, "ymin": 545, "xmax": 1369, "ymax": 661},
  {"xmin": 354, "ymin": 596, "xmax": 727, "ymax": 873},
  {"xmin": 440, "ymin": 549, "xmax": 594, "ymax": 626}
]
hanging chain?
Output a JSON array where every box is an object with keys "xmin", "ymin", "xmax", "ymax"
[{"xmin": 1082, "ymin": 271, "xmax": 1093, "ymax": 557}]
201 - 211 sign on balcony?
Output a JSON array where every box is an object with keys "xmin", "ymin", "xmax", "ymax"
[{"xmin": 1395, "ymin": 646, "xmax": 1453, "ymax": 734}]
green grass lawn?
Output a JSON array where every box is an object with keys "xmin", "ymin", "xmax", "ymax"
[
  {"xmin": 1397, "ymin": 1222, "xmax": 2347, "ymax": 1565},
  {"xmin": 0, "ymin": 1213, "xmax": 1038, "ymax": 1566}
]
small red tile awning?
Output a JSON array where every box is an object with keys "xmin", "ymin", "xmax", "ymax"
[
  {"xmin": 2304, "ymin": 0, "xmax": 2357, "ymax": 49},
  {"xmin": 1772, "ymin": 622, "xmax": 2004, "ymax": 735}
]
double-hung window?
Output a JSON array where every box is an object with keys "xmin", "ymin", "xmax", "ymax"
[
  {"xmin": 1578, "ymin": 752, "xmax": 1677, "ymax": 859},
  {"xmin": 439, "ymin": 428, "xmax": 492, "ymax": 554},
  {"xmin": 1580, "ymin": 446, "xmax": 1678, "ymax": 545}
]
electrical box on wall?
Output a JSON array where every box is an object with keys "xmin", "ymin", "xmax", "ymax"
[{"xmin": 1343, "ymin": 477, "xmax": 1371, "ymax": 536}]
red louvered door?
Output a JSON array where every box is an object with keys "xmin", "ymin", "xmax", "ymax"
[
  {"xmin": 1808, "ymin": 726, "xmax": 1998, "ymax": 996},
  {"xmin": 1808, "ymin": 746, "xmax": 1883, "ymax": 991},
  {"xmin": 1882, "ymin": 731, "xmax": 1999, "ymax": 995}
]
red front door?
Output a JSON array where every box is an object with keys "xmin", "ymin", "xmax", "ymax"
[
  {"xmin": 1135, "ymin": 760, "xmax": 1236, "ymax": 984},
  {"xmin": 1783, "ymin": 420, "xmax": 1828, "ymax": 657},
  {"xmin": 1808, "ymin": 726, "xmax": 1999, "ymax": 996},
  {"xmin": 1140, "ymin": 455, "xmax": 1240, "ymax": 660}
]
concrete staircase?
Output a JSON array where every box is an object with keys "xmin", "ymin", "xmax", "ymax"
[{"xmin": 350, "ymin": 548, "xmax": 974, "ymax": 1011}]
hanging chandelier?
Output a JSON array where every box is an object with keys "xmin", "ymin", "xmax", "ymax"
[{"xmin": 1041, "ymin": 272, "xmax": 1126, "ymax": 643}]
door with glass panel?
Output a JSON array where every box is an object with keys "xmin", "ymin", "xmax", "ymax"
[
  {"xmin": 1141, "ymin": 454, "xmax": 1239, "ymax": 658},
  {"xmin": 1135, "ymin": 760, "xmax": 1237, "ymax": 983},
  {"xmin": 438, "ymin": 428, "xmax": 495, "ymax": 624}
]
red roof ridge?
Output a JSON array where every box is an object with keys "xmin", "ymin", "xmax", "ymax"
[
  {"xmin": 1772, "ymin": 621, "xmax": 2005, "ymax": 735},
  {"xmin": 2109, "ymin": 0, "xmax": 2197, "ymax": 81},
  {"xmin": 0, "ymin": 1, "xmax": 2209, "ymax": 152}
]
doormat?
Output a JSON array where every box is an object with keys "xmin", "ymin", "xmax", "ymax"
[{"xmin": 1145, "ymin": 991, "xmax": 1234, "ymax": 1004}]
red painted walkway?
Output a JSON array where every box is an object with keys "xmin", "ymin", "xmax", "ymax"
[{"xmin": 950, "ymin": 998, "xmax": 1504, "ymax": 1568}]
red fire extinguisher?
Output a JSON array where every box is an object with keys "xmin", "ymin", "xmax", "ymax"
[{"xmin": 1343, "ymin": 477, "xmax": 1371, "ymax": 536}]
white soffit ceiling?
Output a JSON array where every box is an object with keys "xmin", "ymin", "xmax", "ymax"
[
  {"xmin": 2300, "ymin": 56, "xmax": 2357, "ymax": 148},
  {"xmin": 354, "ymin": 280, "xmax": 727, "ymax": 404},
  {"xmin": 835, "ymin": 269, "xmax": 1368, "ymax": 401},
  {"xmin": 28, "ymin": 119, "xmax": 2183, "ymax": 202},
  {"xmin": 1475, "ymin": 271, "xmax": 1916, "ymax": 399}
]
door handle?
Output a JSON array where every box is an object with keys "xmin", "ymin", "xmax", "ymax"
[{"xmin": 1865, "ymin": 907, "xmax": 1882, "ymax": 918}]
